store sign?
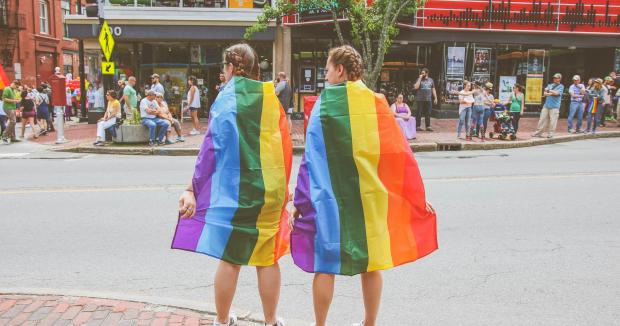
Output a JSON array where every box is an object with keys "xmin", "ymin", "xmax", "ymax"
[
  {"xmin": 416, "ymin": 0, "xmax": 620, "ymax": 33},
  {"xmin": 499, "ymin": 76, "xmax": 517, "ymax": 104}
]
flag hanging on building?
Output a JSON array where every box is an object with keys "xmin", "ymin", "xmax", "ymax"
[
  {"xmin": 172, "ymin": 76, "xmax": 293, "ymax": 266},
  {"xmin": 292, "ymin": 80, "xmax": 438, "ymax": 276}
]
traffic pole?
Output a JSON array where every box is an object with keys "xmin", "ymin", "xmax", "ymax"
[{"xmin": 54, "ymin": 106, "xmax": 68, "ymax": 144}]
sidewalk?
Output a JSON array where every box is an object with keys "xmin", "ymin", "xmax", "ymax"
[
  {"xmin": 0, "ymin": 294, "xmax": 261, "ymax": 326},
  {"xmin": 16, "ymin": 117, "xmax": 620, "ymax": 155}
]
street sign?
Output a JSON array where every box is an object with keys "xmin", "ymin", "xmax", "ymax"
[
  {"xmin": 102, "ymin": 61, "xmax": 115, "ymax": 75},
  {"xmin": 98, "ymin": 21, "xmax": 115, "ymax": 61}
]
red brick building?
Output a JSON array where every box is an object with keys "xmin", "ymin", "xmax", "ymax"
[{"xmin": 1, "ymin": 0, "xmax": 81, "ymax": 87}]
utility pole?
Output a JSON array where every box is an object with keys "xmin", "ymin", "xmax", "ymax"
[{"xmin": 77, "ymin": 0, "xmax": 88, "ymax": 122}]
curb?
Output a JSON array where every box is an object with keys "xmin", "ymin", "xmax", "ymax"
[
  {"xmin": 0, "ymin": 288, "xmax": 310, "ymax": 326},
  {"xmin": 55, "ymin": 131, "xmax": 620, "ymax": 156}
]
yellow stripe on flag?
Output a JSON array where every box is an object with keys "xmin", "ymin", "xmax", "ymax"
[
  {"xmin": 346, "ymin": 81, "xmax": 393, "ymax": 271},
  {"xmin": 248, "ymin": 82, "xmax": 287, "ymax": 265}
]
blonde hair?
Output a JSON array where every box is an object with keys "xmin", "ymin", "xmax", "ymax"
[{"xmin": 328, "ymin": 45, "xmax": 363, "ymax": 81}]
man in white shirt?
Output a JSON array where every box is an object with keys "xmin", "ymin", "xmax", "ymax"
[
  {"xmin": 151, "ymin": 74, "xmax": 165, "ymax": 98},
  {"xmin": 140, "ymin": 90, "xmax": 170, "ymax": 146}
]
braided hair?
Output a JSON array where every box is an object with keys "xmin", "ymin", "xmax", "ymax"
[
  {"xmin": 223, "ymin": 43, "xmax": 260, "ymax": 81},
  {"xmin": 328, "ymin": 45, "xmax": 364, "ymax": 81}
]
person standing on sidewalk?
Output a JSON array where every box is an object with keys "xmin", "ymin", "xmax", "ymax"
[
  {"xmin": 586, "ymin": 78, "xmax": 606, "ymax": 134},
  {"xmin": 174, "ymin": 43, "xmax": 291, "ymax": 326},
  {"xmin": 414, "ymin": 68, "xmax": 437, "ymax": 132},
  {"xmin": 533, "ymin": 73, "xmax": 564, "ymax": 138},
  {"xmin": 123, "ymin": 77, "xmax": 138, "ymax": 119},
  {"xmin": 275, "ymin": 72, "xmax": 293, "ymax": 132},
  {"xmin": 289, "ymin": 45, "xmax": 437, "ymax": 326},
  {"xmin": 482, "ymin": 82, "xmax": 495, "ymax": 134},
  {"xmin": 0, "ymin": 90, "xmax": 6, "ymax": 139},
  {"xmin": 471, "ymin": 83, "xmax": 486, "ymax": 140},
  {"xmin": 93, "ymin": 90, "xmax": 121, "ymax": 146},
  {"xmin": 457, "ymin": 81, "xmax": 474, "ymax": 140},
  {"xmin": 86, "ymin": 84, "xmax": 96, "ymax": 113},
  {"xmin": 602, "ymin": 76, "xmax": 616, "ymax": 126},
  {"xmin": 508, "ymin": 84, "xmax": 525, "ymax": 134},
  {"xmin": 1, "ymin": 80, "xmax": 20, "ymax": 144},
  {"xmin": 186, "ymin": 76, "xmax": 201, "ymax": 136},
  {"xmin": 35, "ymin": 86, "xmax": 50, "ymax": 136},
  {"xmin": 151, "ymin": 74, "xmax": 165, "ymax": 98},
  {"xmin": 19, "ymin": 90, "xmax": 40, "ymax": 140},
  {"xmin": 94, "ymin": 82, "xmax": 105, "ymax": 113},
  {"xmin": 567, "ymin": 75, "xmax": 586, "ymax": 133}
]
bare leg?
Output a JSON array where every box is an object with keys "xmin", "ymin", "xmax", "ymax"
[
  {"xmin": 256, "ymin": 263, "xmax": 281, "ymax": 324},
  {"xmin": 313, "ymin": 273, "xmax": 335, "ymax": 326},
  {"xmin": 214, "ymin": 261, "xmax": 241, "ymax": 324},
  {"xmin": 192, "ymin": 110, "xmax": 200, "ymax": 131},
  {"xmin": 361, "ymin": 271, "xmax": 383, "ymax": 326}
]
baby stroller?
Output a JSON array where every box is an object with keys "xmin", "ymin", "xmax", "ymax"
[{"xmin": 488, "ymin": 104, "xmax": 517, "ymax": 140}]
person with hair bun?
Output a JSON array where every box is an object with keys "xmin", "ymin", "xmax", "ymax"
[
  {"xmin": 290, "ymin": 45, "xmax": 437, "ymax": 326},
  {"xmin": 186, "ymin": 76, "xmax": 202, "ymax": 135},
  {"xmin": 174, "ymin": 43, "xmax": 291, "ymax": 326}
]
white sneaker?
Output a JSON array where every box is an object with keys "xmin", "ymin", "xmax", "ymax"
[
  {"xmin": 351, "ymin": 321, "xmax": 365, "ymax": 326},
  {"xmin": 265, "ymin": 317, "xmax": 286, "ymax": 326},
  {"xmin": 213, "ymin": 313, "xmax": 237, "ymax": 326},
  {"xmin": 190, "ymin": 128, "xmax": 200, "ymax": 135}
]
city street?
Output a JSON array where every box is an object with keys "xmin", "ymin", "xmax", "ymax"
[{"xmin": 1, "ymin": 139, "xmax": 620, "ymax": 325}]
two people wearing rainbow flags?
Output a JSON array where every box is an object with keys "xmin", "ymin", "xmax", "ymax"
[{"xmin": 173, "ymin": 43, "xmax": 438, "ymax": 326}]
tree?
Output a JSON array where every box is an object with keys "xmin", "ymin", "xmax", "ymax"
[{"xmin": 245, "ymin": 0, "xmax": 426, "ymax": 90}]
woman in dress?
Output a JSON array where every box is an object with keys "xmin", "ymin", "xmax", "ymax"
[
  {"xmin": 93, "ymin": 90, "xmax": 121, "ymax": 146},
  {"xmin": 390, "ymin": 94, "xmax": 416, "ymax": 140},
  {"xmin": 174, "ymin": 43, "xmax": 292, "ymax": 326},
  {"xmin": 457, "ymin": 81, "xmax": 474, "ymax": 140},
  {"xmin": 290, "ymin": 45, "xmax": 437, "ymax": 326}
]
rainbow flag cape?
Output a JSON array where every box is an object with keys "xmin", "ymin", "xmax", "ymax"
[
  {"xmin": 0, "ymin": 65, "xmax": 9, "ymax": 89},
  {"xmin": 172, "ymin": 76, "xmax": 293, "ymax": 266},
  {"xmin": 587, "ymin": 97, "xmax": 598, "ymax": 114},
  {"xmin": 292, "ymin": 80, "xmax": 437, "ymax": 276}
]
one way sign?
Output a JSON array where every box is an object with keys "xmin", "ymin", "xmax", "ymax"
[{"xmin": 102, "ymin": 61, "xmax": 115, "ymax": 75}]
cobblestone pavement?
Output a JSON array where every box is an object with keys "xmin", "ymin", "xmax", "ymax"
[{"xmin": 0, "ymin": 294, "xmax": 260, "ymax": 326}]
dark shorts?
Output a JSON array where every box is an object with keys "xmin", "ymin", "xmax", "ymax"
[
  {"xmin": 22, "ymin": 110, "xmax": 35, "ymax": 118},
  {"xmin": 37, "ymin": 108, "xmax": 50, "ymax": 120},
  {"xmin": 188, "ymin": 107, "xmax": 200, "ymax": 112}
]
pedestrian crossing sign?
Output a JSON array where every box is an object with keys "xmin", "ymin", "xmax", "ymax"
[
  {"xmin": 98, "ymin": 21, "xmax": 115, "ymax": 62},
  {"xmin": 102, "ymin": 61, "xmax": 115, "ymax": 75}
]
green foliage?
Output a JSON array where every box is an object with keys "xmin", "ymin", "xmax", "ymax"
[{"xmin": 246, "ymin": 0, "xmax": 426, "ymax": 89}]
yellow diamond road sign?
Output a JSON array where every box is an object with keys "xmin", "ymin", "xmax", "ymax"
[
  {"xmin": 98, "ymin": 21, "xmax": 115, "ymax": 62},
  {"xmin": 102, "ymin": 61, "xmax": 115, "ymax": 75}
]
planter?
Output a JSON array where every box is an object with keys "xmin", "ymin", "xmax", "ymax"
[{"xmin": 113, "ymin": 124, "xmax": 150, "ymax": 143}]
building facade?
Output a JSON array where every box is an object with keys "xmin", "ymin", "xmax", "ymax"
[
  {"xmin": 66, "ymin": 1, "xmax": 280, "ymax": 117},
  {"xmin": 286, "ymin": 0, "xmax": 620, "ymax": 115},
  {"xmin": 0, "ymin": 0, "xmax": 81, "ymax": 86}
]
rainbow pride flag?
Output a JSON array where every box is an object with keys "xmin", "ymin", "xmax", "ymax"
[
  {"xmin": 292, "ymin": 80, "xmax": 437, "ymax": 276},
  {"xmin": 0, "ymin": 65, "xmax": 9, "ymax": 89},
  {"xmin": 587, "ymin": 97, "xmax": 598, "ymax": 114},
  {"xmin": 172, "ymin": 76, "xmax": 293, "ymax": 266}
]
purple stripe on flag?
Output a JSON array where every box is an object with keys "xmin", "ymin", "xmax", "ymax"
[
  {"xmin": 171, "ymin": 127, "xmax": 216, "ymax": 251},
  {"xmin": 291, "ymin": 157, "xmax": 316, "ymax": 272}
]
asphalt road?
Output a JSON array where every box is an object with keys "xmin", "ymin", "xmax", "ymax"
[{"xmin": 1, "ymin": 139, "xmax": 619, "ymax": 325}]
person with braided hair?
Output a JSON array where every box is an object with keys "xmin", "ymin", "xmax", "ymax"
[
  {"xmin": 174, "ymin": 43, "xmax": 291, "ymax": 326},
  {"xmin": 290, "ymin": 45, "xmax": 437, "ymax": 326}
]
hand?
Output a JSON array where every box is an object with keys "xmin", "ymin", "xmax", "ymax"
[
  {"xmin": 179, "ymin": 190, "xmax": 197, "ymax": 219},
  {"xmin": 289, "ymin": 207, "xmax": 301, "ymax": 230},
  {"xmin": 433, "ymin": 98, "xmax": 438, "ymax": 105},
  {"xmin": 425, "ymin": 201, "xmax": 436, "ymax": 215}
]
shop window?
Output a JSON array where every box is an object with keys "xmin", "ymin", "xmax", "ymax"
[
  {"xmin": 39, "ymin": 0, "xmax": 49, "ymax": 35},
  {"xmin": 63, "ymin": 53, "xmax": 74, "ymax": 76},
  {"xmin": 183, "ymin": 0, "xmax": 226, "ymax": 8}
]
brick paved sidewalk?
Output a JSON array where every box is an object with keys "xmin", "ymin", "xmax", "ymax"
[{"xmin": 0, "ymin": 294, "xmax": 259, "ymax": 326}]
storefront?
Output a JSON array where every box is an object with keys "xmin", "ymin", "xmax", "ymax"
[{"xmin": 287, "ymin": 0, "xmax": 620, "ymax": 116}]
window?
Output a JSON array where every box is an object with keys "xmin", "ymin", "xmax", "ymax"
[
  {"xmin": 62, "ymin": 0, "xmax": 70, "ymax": 38},
  {"xmin": 39, "ymin": 0, "xmax": 49, "ymax": 34},
  {"xmin": 0, "ymin": 0, "xmax": 8, "ymax": 27}
]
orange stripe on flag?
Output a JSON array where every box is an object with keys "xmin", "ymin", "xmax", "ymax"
[{"xmin": 0, "ymin": 65, "xmax": 9, "ymax": 89}]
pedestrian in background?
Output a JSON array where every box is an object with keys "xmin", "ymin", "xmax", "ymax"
[
  {"xmin": 414, "ymin": 68, "xmax": 437, "ymax": 132},
  {"xmin": 1, "ymin": 80, "xmax": 19, "ymax": 144},
  {"xmin": 140, "ymin": 90, "xmax": 169, "ymax": 146},
  {"xmin": 155, "ymin": 92, "xmax": 184, "ymax": 144},
  {"xmin": 533, "ymin": 73, "xmax": 564, "ymax": 138},
  {"xmin": 275, "ymin": 72, "xmax": 293, "ymax": 132},
  {"xmin": 87, "ymin": 84, "xmax": 96, "ymax": 113},
  {"xmin": 123, "ymin": 77, "xmax": 138, "ymax": 118},
  {"xmin": 94, "ymin": 82, "xmax": 105, "ymax": 112},
  {"xmin": 567, "ymin": 75, "xmax": 586, "ymax": 133},
  {"xmin": 65, "ymin": 88, "xmax": 73, "ymax": 121},
  {"xmin": 35, "ymin": 86, "xmax": 50, "ymax": 136},
  {"xmin": 481, "ymin": 82, "xmax": 495, "ymax": 134},
  {"xmin": 0, "ymin": 90, "xmax": 6, "ymax": 139},
  {"xmin": 151, "ymin": 74, "xmax": 164, "ymax": 98},
  {"xmin": 602, "ymin": 76, "xmax": 616, "ymax": 126},
  {"xmin": 457, "ymin": 81, "xmax": 474, "ymax": 140},
  {"xmin": 471, "ymin": 82, "xmax": 485, "ymax": 140},
  {"xmin": 175, "ymin": 43, "xmax": 290, "ymax": 326},
  {"xmin": 391, "ymin": 93, "xmax": 416, "ymax": 140},
  {"xmin": 586, "ymin": 78, "xmax": 606, "ymax": 134},
  {"xmin": 508, "ymin": 84, "xmax": 525, "ymax": 134},
  {"xmin": 19, "ymin": 90, "xmax": 40, "ymax": 139},
  {"xmin": 186, "ymin": 76, "xmax": 201, "ymax": 135},
  {"xmin": 93, "ymin": 90, "xmax": 121, "ymax": 146}
]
